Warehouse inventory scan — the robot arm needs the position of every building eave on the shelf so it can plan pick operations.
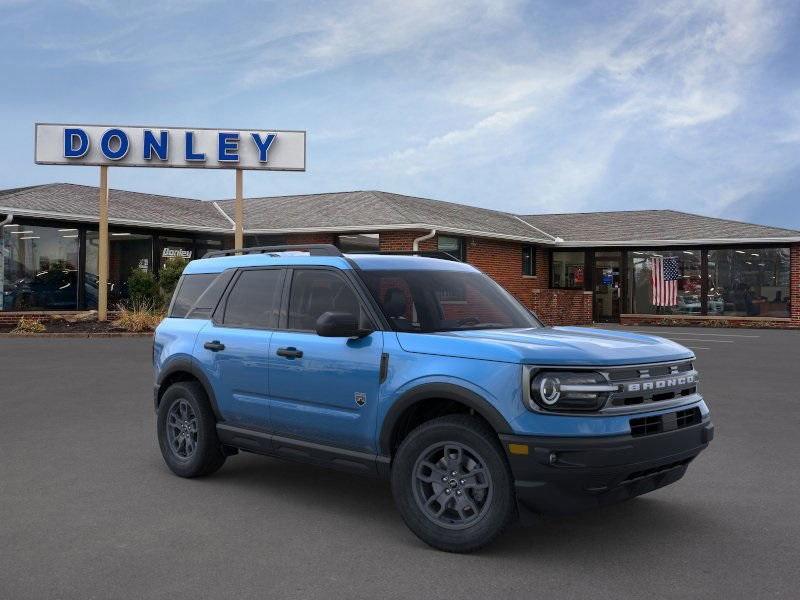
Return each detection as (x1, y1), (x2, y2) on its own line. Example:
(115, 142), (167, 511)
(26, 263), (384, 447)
(551, 237), (800, 247)
(244, 223), (551, 244)
(0, 206), (231, 234)
(3, 205), (798, 246)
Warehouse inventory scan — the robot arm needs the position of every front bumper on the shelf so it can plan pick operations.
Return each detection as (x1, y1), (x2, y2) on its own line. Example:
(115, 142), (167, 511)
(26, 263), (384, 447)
(499, 417), (713, 514)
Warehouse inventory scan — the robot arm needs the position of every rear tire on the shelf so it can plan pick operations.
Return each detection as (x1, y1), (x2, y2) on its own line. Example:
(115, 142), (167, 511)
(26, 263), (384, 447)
(391, 415), (516, 552)
(157, 381), (226, 478)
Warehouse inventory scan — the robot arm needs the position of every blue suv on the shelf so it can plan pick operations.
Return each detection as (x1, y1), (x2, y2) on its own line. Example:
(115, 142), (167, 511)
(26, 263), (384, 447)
(153, 244), (713, 552)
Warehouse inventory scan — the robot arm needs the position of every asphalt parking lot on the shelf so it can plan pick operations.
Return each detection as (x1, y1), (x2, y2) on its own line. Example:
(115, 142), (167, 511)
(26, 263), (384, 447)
(1, 327), (799, 599)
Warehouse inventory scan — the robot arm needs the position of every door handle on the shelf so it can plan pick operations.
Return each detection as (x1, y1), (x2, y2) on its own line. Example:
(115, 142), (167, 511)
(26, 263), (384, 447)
(204, 340), (225, 352)
(276, 346), (303, 359)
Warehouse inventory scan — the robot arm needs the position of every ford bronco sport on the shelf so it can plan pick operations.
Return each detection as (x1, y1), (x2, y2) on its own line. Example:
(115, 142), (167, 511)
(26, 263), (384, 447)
(153, 244), (713, 552)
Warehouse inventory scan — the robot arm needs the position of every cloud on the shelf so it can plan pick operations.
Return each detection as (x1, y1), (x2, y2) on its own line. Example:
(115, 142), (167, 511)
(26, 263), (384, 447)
(0, 0), (798, 228)
(237, 0), (521, 88)
(367, 0), (797, 216)
(377, 106), (536, 175)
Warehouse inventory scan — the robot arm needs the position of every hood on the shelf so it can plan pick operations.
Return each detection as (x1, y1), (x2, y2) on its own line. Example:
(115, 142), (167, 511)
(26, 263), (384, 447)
(395, 326), (694, 366)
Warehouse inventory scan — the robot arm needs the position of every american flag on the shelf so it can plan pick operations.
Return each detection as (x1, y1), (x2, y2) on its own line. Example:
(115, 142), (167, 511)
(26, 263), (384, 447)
(651, 256), (679, 306)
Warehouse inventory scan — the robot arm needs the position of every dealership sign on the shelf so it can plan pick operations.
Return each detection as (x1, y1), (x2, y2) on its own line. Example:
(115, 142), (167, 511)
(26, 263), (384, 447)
(162, 247), (193, 260)
(34, 123), (306, 171)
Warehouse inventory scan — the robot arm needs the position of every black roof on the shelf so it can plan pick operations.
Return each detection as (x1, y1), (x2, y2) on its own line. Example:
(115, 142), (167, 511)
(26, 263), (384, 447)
(1, 183), (798, 244)
(519, 210), (800, 244)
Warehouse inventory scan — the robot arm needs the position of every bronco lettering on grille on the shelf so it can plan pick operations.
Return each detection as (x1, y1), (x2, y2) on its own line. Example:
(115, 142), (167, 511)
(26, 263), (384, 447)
(626, 374), (695, 393)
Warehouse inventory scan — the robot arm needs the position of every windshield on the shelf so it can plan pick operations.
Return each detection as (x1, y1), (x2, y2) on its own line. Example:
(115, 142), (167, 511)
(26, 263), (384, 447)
(360, 269), (541, 333)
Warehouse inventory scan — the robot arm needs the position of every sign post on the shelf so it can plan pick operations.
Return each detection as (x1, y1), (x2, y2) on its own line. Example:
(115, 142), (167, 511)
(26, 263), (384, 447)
(235, 169), (244, 250)
(35, 123), (306, 319)
(98, 166), (109, 321)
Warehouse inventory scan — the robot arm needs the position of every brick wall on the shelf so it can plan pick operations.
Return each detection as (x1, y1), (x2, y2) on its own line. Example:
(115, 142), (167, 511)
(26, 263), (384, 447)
(531, 289), (593, 326)
(0, 311), (120, 326)
(283, 232), (337, 245)
(378, 230), (437, 252)
(619, 314), (799, 329)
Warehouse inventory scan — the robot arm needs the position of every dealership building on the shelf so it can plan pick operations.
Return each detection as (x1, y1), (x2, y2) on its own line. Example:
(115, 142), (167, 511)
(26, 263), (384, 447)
(1, 182), (798, 328)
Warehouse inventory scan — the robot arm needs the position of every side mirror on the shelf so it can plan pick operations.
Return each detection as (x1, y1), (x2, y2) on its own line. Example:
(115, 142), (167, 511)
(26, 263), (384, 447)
(315, 311), (372, 338)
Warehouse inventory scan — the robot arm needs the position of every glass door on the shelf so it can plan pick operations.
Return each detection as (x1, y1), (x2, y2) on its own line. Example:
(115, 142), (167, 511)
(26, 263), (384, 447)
(593, 251), (622, 322)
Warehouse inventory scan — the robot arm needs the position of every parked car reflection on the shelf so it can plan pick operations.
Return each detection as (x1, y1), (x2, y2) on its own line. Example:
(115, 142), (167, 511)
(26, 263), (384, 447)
(3, 268), (78, 310)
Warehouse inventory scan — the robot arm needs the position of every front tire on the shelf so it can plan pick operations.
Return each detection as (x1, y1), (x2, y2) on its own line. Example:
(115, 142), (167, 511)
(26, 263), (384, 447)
(157, 381), (226, 478)
(391, 415), (516, 552)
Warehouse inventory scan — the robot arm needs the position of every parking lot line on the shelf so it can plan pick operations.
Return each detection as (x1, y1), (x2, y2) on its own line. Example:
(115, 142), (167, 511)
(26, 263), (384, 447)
(684, 346), (710, 350)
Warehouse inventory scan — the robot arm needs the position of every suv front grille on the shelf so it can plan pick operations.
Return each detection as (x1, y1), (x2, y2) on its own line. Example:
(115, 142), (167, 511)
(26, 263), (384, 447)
(629, 407), (702, 437)
(606, 361), (698, 410)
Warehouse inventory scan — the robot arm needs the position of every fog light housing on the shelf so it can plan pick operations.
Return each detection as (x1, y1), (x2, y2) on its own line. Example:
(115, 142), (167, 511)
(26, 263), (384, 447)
(529, 371), (616, 412)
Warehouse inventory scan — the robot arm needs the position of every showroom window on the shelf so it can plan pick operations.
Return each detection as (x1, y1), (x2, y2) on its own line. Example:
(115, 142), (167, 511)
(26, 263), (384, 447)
(159, 236), (194, 269)
(522, 245), (536, 276)
(85, 230), (153, 309)
(196, 237), (228, 258)
(1, 223), (80, 311)
(245, 234), (286, 248)
(551, 251), (585, 289)
(707, 248), (790, 318)
(628, 249), (702, 315)
(337, 233), (379, 253)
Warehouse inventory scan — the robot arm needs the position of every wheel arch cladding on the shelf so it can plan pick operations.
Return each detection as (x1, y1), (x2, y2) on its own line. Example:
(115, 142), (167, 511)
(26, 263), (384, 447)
(156, 359), (222, 421)
(379, 383), (512, 456)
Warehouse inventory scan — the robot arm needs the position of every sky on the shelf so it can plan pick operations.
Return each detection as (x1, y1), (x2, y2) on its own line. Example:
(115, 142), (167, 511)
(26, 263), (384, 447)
(1, 0), (799, 229)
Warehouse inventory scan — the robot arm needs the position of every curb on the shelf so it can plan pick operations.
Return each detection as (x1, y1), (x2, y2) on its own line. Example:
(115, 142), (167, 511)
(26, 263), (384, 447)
(0, 332), (154, 338)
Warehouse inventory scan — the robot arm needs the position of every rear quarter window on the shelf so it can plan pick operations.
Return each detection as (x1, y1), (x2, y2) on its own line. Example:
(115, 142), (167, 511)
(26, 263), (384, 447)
(169, 273), (218, 318)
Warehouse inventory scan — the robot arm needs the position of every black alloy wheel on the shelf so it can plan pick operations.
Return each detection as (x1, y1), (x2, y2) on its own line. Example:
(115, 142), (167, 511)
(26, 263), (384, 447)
(157, 381), (226, 478)
(391, 414), (516, 553)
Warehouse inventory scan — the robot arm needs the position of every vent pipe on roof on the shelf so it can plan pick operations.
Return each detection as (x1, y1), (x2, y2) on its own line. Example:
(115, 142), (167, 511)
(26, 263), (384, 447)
(412, 228), (437, 251)
(0, 213), (12, 227)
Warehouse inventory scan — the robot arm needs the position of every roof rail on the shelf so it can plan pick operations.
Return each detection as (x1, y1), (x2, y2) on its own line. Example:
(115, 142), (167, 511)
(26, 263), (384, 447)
(203, 244), (344, 258)
(345, 250), (462, 262)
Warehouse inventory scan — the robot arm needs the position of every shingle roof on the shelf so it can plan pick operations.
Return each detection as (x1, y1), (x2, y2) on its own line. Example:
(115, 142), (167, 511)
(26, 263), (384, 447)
(1, 183), (798, 244)
(520, 210), (800, 244)
(215, 191), (551, 242)
(0, 183), (230, 231)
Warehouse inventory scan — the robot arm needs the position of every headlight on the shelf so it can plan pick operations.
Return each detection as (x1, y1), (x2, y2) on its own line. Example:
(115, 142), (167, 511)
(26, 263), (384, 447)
(529, 371), (617, 412)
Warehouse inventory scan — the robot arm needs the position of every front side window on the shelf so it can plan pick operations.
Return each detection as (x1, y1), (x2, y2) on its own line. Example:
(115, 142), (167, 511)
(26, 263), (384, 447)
(287, 269), (371, 331)
(707, 248), (790, 318)
(223, 269), (283, 329)
(551, 251), (585, 289)
(361, 269), (540, 333)
(629, 249), (702, 315)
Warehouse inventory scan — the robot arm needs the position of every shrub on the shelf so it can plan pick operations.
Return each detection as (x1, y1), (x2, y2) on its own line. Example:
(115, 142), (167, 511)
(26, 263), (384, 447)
(113, 301), (164, 333)
(127, 268), (162, 307)
(11, 317), (46, 334)
(159, 258), (188, 300)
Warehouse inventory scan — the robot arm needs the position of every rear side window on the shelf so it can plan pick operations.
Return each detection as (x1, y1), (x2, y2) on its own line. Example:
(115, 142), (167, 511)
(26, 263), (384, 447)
(286, 269), (371, 331)
(169, 274), (217, 318)
(184, 269), (236, 319)
(222, 269), (283, 329)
